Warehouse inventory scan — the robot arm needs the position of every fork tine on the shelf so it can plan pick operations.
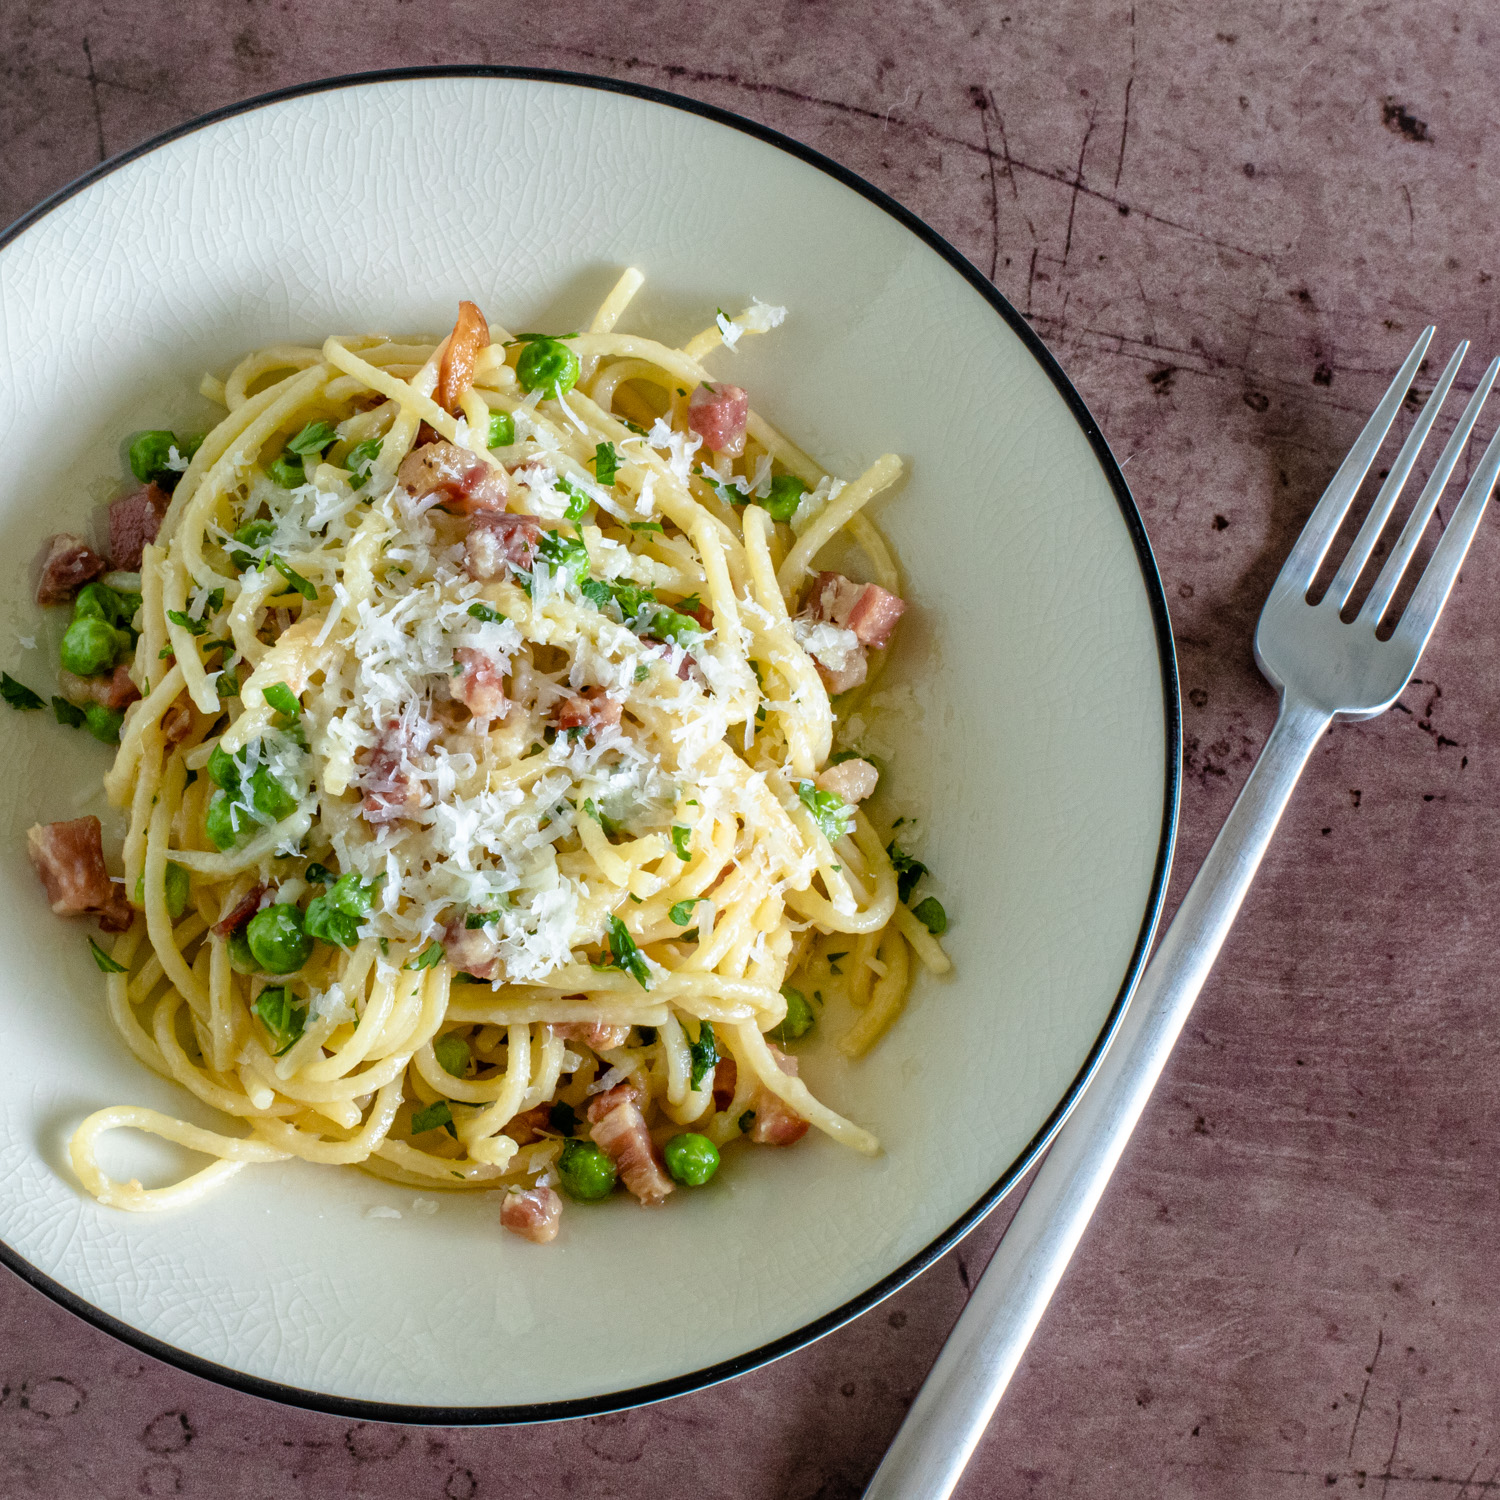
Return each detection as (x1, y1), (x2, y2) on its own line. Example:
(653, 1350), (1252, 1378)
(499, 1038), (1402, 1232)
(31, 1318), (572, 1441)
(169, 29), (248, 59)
(1324, 340), (1466, 609)
(1273, 326), (1434, 592)
(1358, 356), (1500, 625)
(1388, 416), (1500, 658)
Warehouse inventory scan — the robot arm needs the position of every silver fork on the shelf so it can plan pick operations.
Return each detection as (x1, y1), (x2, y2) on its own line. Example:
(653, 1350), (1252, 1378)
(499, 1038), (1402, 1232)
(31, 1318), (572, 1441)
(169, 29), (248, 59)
(864, 327), (1500, 1500)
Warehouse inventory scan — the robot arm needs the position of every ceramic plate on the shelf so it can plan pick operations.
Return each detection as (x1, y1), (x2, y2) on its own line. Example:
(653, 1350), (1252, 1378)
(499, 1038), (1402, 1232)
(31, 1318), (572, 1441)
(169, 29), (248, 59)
(0, 68), (1178, 1420)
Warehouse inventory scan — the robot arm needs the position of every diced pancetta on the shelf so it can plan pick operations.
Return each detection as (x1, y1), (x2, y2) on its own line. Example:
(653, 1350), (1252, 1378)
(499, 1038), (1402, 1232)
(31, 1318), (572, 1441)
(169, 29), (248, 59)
(26, 817), (133, 932)
(552, 1021), (630, 1053)
(554, 687), (622, 737)
(452, 648), (507, 721)
(750, 1044), (809, 1146)
(358, 720), (425, 826)
(462, 512), (541, 581)
(436, 301), (490, 412)
(442, 916), (503, 981)
(161, 696), (195, 750)
(211, 883), (268, 939)
(35, 534), (107, 605)
(586, 1079), (645, 1119)
(108, 484), (170, 571)
(503, 1104), (553, 1146)
(687, 383), (749, 457)
(397, 440), (508, 515)
(501, 1185), (562, 1244)
(816, 757), (879, 804)
(588, 1092), (674, 1206)
(712, 1057), (738, 1112)
(58, 663), (140, 712)
(808, 571), (906, 648)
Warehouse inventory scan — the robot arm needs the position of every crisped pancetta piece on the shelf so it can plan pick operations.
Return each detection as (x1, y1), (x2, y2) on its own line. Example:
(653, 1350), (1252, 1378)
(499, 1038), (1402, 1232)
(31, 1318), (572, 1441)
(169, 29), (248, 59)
(26, 817), (133, 932)
(35, 534), (106, 604)
(58, 663), (140, 712)
(553, 687), (622, 737)
(436, 301), (490, 412)
(108, 484), (170, 571)
(749, 1044), (810, 1147)
(551, 1020), (630, 1052)
(452, 648), (507, 721)
(687, 382), (748, 456)
(442, 915), (503, 982)
(462, 512), (541, 580)
(211, 883), (268, 939)
(397, 440), (508, 515)
(501, 1185), (562, 1244)
(816, 757), (878, 805)
(357, 720), (424, 826)
(588, 1087), (674, 1206)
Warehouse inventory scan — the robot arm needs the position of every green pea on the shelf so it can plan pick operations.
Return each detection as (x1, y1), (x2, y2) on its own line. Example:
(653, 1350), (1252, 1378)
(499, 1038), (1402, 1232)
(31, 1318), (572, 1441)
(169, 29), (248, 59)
(663, 1133), (720, 1187)
(206, 744), (242, 792)
(305, 871), (377, 948)
(227, 926), (260, 974)
(267, 453), (304, 488)
(433, 1034), (470, 1077)
(73, 582), (132, 626)
(649, 606), (701, 648)
(60, 616), (127, 677)
(244, 903), (311, 974)
(761, 474), (808, 523)
(516, 337), (580, 399)
(770, 986), (815, 1044)
(205, 790), (241, 850)
(82, 704), (124, 744)
(557, 1138), (617, 1201)
(127, 430), (178, 485)
(248, 766), (297, 823)
(487, 411), (516, 448)
(229, 518), (276, 568)
(137, 863), (191, 920)
(253, 985), (306, 1055)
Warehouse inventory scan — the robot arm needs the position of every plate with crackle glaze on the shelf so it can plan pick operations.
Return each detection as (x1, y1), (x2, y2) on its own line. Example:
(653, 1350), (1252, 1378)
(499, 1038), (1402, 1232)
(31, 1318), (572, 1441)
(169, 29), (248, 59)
(0, 68), (1178, 1420)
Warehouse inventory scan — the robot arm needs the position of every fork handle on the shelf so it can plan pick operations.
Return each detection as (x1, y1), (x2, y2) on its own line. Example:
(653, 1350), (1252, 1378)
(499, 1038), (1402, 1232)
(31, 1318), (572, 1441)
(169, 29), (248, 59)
(861, 695), (1332, 1500)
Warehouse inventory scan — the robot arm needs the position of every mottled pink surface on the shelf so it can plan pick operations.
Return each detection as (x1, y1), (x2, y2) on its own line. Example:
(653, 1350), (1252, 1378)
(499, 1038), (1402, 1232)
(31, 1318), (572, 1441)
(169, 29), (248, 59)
(5, 3), (1500, 1496)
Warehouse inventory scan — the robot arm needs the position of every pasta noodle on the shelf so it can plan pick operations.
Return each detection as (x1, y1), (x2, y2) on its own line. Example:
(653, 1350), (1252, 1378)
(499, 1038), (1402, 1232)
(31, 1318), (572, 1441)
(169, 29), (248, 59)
(40, 273), (953, 1233)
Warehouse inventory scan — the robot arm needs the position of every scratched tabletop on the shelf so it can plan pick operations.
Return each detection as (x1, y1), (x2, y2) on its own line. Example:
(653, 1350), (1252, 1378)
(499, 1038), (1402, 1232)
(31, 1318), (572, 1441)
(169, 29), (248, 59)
(4, 3), (1499, 1496)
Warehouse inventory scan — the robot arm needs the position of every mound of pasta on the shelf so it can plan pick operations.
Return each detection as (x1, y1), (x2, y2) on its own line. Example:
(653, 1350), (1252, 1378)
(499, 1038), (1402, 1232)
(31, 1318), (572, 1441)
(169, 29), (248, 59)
(19, 272), (951, 1240)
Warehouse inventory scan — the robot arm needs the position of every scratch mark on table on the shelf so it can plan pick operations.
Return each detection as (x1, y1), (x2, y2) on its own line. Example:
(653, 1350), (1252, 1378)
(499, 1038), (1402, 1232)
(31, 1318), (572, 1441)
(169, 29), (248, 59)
(1349, 1324), (1384, 1458)
(1114, 5), (1136, 190)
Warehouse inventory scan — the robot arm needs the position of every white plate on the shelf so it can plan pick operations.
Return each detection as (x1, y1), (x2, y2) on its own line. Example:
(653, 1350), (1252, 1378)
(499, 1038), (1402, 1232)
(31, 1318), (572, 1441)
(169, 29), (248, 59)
(0, 68), (1178, 1420)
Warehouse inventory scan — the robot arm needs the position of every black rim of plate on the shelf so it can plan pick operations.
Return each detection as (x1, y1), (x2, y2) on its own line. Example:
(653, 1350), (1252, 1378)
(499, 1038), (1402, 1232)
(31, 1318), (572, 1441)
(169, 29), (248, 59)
(0, 64), (1182, 1426)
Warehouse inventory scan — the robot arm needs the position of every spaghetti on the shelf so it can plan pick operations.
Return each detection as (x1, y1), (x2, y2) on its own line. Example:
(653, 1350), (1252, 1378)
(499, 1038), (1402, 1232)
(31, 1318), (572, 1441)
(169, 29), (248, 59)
(30, 273), (952, 1237)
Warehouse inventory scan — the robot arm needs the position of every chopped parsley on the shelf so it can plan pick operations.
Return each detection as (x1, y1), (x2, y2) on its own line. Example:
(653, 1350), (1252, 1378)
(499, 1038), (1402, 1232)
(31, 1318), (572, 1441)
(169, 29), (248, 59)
(557, 477), (591, 522)
(285, 420), (338, 456)
(269, 555), (318, 601)
(411, 1099), (457, 1137)
(594, 441), (619, 485)
(593, 915), (650, 990)
(886, 840), (928, 904)
(405, 941), (445, 971)
(912, 897), (948, 936)
(0, 674), (44, 711)
(52, 696), (86, 728)
(165, 610), (208, 636)
(669, 898), (701, 927)
(346, 437), (382, 489)
(467, 601), (506, 624)
(670, 825), (692, 861)
(87, 937), (127, 973)
(688, 1019), (718, 1091)
(796, 780), (853, 843)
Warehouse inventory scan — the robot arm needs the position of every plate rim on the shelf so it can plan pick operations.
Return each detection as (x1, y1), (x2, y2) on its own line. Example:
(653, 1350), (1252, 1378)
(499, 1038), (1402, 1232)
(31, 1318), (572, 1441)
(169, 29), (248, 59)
(0, 62), (1182, 1425)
